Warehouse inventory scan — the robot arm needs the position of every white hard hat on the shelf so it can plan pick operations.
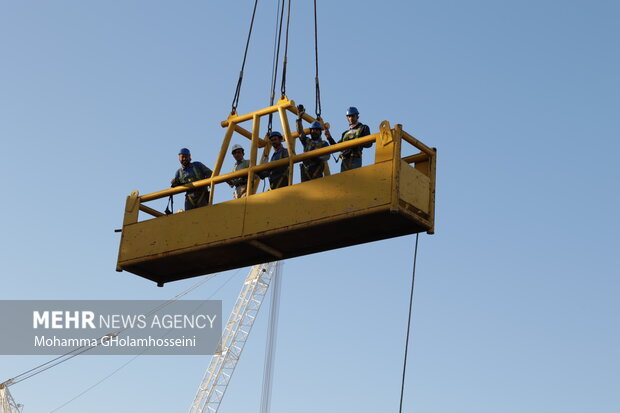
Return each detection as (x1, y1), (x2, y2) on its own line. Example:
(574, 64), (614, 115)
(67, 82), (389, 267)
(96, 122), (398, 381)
(231, 144), (244, 154)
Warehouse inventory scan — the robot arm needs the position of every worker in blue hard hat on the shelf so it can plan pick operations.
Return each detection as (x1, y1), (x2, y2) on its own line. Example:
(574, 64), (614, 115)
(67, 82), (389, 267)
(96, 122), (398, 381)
(228, 144), (250, 198)
(295, 104), (330, 182)
(324, 106), (372, 172)
(171, 148), (213, 211)
(257, 131), (289, 190)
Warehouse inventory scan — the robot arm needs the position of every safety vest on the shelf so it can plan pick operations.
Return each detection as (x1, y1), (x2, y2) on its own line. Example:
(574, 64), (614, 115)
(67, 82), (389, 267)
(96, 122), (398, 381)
(269, 148), (289, 189)
(178, 164), (209, 207)
(232, 159), (250, 186)
(341, 124), (368, 158)
(177, 164), (204, 185)
(304, 138), (326, 152)
(303, 139), (328, 166)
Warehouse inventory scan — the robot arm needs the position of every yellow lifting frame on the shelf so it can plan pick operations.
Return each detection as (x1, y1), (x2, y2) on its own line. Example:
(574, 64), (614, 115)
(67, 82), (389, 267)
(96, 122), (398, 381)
(137, 97), (332, 206)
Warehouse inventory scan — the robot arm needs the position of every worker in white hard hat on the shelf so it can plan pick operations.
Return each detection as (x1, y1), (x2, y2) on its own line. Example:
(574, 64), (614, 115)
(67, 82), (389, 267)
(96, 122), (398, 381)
(228, 144), (250, 198)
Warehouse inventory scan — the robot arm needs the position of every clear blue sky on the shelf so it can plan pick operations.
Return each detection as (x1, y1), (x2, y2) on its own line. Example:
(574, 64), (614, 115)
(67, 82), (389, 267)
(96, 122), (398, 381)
(1, 1), (618, 412)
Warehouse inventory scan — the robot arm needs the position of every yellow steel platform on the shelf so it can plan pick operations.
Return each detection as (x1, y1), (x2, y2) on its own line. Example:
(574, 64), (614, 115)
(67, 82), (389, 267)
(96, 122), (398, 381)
(116, 99), (436, 286)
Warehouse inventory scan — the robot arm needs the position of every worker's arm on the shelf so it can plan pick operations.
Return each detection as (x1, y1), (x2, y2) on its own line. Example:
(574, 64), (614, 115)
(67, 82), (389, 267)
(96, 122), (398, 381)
(171, 171), (180, 187)
(296, 118), (308, 147)
(360, 124), (373, 148)
(296, 105), (308, 147)
(323, 126), (338, 146)
(197, 162), (213, 179)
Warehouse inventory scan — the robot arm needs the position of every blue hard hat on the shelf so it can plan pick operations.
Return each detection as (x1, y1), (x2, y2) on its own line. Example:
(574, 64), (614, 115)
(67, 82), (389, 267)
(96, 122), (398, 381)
(309, 121), (323, 130)
(269, 131), (283, 138)
(346, 106), (359, 116)
(179, 148), (191, 155)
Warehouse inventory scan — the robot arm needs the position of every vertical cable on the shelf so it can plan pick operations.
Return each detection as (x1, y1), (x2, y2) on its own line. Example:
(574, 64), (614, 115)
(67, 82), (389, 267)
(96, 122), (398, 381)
(231, 0), (260, 114)
(268, 0), (286, 133)
(399, 234), (420, 413)
(313, 0), (322, 118)
(259, 261), (283, 413)
(279, 0), (292, 97)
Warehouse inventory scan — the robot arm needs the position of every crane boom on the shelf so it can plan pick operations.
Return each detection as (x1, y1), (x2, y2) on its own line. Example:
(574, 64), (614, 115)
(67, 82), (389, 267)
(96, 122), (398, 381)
(189, 262), (278, 413)
(0, 384), (22, 413)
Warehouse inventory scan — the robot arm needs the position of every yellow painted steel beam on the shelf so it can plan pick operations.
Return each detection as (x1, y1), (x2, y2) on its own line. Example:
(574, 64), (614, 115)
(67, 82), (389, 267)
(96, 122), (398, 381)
(212, 123), (235, 178)
(278, 106), (296, 186)
(220, 98), (295, 127)
(390, 123), (401, 212)
(286, 104), (326, 125)
(122, 191), (140, 226)
(255, 138), (273, 195)
(402, 152), (429, 164)
(400, 129), (435, 156)
(247, 114), (260, 195)
(232, 124), (267, 148)
(139, 204), (165, 217)
(208, 122), (236, 204)
(427, 147), (437, 234)
(140, 168), (256, 202)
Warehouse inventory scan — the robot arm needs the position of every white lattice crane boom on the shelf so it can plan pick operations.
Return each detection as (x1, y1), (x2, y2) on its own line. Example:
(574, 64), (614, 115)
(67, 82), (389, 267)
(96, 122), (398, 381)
(0, 383), (22, 413)
(189, 261), (278, 413)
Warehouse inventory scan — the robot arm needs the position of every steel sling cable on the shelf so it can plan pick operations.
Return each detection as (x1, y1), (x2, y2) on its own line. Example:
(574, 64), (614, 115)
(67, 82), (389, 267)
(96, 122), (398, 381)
(269, 0), (284, 105)
(231, 0), (260, 114)
(279, 0), (292, 98)
(313, 0), (322, 118)
(267, 0), (286, 134)
(399, 233), (420, 413)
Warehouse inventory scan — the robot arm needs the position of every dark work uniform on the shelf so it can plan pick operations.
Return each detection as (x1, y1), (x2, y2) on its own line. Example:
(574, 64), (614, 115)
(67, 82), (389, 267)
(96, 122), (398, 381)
(328, 123), (372, 172)
(171, 162), (213, 210)
(259, 147), (289, 190)
(299, 135), (329, 182)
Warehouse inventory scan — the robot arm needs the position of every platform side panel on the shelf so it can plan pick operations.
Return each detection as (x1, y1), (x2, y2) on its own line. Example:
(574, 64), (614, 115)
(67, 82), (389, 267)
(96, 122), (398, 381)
(118, 199), (247, 263)
(242, 162), (394, 235)
(399, 161), (430, 214)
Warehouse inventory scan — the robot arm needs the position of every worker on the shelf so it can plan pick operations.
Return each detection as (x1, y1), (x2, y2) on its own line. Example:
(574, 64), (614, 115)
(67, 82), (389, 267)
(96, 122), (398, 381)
(296, 105), (329, 182)
(171, 148), (213, 211)
(228, 144), (250, 198)
(258, 131), (289, 190)
(324, 106), (372, 172)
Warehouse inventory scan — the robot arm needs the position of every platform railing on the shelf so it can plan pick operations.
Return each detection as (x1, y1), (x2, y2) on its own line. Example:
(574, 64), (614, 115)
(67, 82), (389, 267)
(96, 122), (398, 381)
(128, 97), (435, 221)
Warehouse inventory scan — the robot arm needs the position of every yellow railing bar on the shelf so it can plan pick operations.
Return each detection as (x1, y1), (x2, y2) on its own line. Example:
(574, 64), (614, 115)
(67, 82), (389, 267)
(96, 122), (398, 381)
(402, 152), (429, 164)
(400, 130), (434, 156)
(232, 124), (268, 148)
(286, 104), (320, 124)
(247, 113), (260, 195)
(139, 204), (165, 217)
(278, 106), (296, 186)
(220, 98), (295, 127)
